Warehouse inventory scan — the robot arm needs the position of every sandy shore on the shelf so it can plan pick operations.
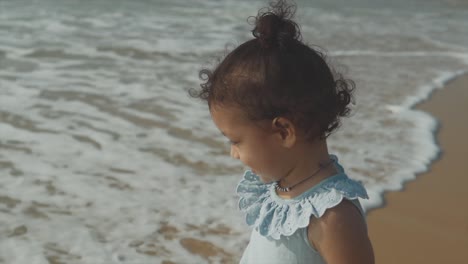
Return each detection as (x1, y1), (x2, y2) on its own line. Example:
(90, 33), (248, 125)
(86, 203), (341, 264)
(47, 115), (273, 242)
(367, 73), (468, 263)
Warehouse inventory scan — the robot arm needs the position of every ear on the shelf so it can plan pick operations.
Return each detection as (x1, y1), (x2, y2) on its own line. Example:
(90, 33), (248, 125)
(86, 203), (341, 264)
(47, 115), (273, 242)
(271, 117), (296, 148)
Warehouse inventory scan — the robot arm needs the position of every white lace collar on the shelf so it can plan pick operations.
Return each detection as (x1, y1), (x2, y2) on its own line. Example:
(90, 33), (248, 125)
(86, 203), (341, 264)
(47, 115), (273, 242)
(235, 155), (369, 240)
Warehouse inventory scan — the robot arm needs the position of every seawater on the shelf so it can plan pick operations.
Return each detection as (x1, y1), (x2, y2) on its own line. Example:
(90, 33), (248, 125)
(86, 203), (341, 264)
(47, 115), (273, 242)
(0, 0), (467, 263)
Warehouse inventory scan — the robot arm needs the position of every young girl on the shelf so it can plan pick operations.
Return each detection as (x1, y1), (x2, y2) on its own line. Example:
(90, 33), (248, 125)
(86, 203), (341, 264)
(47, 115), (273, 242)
(191, 1), (374, 263)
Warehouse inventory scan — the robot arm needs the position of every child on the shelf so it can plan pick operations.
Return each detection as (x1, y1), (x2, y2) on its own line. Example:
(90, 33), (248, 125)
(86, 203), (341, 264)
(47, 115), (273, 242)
(190, 1), (375, 263)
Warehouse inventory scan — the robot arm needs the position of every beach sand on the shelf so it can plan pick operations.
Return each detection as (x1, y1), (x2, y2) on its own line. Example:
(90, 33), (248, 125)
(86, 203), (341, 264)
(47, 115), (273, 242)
(367, 73), (468, 264)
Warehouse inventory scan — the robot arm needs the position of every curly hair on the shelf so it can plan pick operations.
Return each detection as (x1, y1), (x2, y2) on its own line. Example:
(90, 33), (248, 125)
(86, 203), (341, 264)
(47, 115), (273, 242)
(190, 0), (355, 140)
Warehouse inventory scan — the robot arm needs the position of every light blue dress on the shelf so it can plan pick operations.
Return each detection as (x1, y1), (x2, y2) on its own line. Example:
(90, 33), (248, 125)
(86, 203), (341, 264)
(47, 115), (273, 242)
(236, 155), (369, 264)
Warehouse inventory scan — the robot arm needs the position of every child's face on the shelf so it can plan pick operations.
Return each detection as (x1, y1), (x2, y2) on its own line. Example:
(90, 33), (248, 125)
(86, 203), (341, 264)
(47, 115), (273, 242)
(210, 104), (293, 183)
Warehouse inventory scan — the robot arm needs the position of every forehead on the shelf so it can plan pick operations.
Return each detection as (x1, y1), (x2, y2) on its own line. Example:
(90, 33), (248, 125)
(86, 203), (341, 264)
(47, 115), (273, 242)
(210, 104), (250, 131)
(210, 104), (273, 138)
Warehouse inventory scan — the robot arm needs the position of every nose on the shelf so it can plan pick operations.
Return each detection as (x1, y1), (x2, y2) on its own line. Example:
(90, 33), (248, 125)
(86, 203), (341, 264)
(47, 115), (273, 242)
(230, 145), (240, 160)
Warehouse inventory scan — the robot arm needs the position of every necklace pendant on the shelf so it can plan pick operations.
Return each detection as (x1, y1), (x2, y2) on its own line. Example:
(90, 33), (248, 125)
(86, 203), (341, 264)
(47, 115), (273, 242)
(274, 159), (333, 193)
(275, 182), (291, 192)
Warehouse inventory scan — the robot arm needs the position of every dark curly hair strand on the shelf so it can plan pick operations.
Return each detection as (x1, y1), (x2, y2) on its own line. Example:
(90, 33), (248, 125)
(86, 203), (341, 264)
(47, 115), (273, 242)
(190, 0), (355, 140)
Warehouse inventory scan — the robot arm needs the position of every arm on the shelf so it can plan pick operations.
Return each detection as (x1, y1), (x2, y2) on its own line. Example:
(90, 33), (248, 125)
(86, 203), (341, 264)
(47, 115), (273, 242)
(308, 199), (375, 264)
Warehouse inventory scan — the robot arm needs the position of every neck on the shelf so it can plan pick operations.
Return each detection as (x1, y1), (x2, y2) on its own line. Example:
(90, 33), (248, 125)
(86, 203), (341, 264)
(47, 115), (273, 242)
(276, 139), (338, 199)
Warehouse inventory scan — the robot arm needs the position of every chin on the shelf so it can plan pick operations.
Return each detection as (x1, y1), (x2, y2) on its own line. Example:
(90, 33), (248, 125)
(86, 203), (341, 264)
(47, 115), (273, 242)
(251, 170), (275, 184)
(261, 179), (275, 184)
(257, 174), (276, 184)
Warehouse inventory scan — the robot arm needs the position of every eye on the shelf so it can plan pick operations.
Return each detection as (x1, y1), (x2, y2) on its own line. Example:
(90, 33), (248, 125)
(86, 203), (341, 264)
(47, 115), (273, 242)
(227, 139), (239, 146)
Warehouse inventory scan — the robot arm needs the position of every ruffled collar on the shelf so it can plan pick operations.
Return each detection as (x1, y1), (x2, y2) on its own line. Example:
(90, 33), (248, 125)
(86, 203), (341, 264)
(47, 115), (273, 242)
(235, 155), (368, 240)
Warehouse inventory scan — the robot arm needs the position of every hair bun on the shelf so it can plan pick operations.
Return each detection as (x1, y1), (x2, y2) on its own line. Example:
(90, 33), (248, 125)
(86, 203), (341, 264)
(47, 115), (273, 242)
(251, 0), (301, 49)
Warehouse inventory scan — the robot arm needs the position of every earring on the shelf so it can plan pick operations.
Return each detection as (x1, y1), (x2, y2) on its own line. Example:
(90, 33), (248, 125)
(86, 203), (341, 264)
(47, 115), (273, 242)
(272, 117), (279, 127)
(273, 117), (287, 129)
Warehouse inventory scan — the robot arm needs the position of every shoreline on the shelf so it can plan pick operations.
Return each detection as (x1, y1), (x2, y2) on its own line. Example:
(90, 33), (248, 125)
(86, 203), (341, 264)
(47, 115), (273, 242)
(367, 73), (468, 263)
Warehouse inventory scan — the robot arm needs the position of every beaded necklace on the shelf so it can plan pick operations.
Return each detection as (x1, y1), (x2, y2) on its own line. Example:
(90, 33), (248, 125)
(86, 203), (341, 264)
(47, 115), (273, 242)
(274, 159), (334, 192)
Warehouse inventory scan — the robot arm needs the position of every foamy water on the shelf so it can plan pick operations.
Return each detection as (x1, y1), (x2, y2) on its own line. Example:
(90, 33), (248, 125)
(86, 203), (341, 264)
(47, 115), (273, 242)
(1, 0), (467, 263)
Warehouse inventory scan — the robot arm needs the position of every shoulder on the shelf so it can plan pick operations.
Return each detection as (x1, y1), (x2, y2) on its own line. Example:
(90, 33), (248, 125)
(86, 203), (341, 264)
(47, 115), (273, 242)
(308, 199), (374, 264)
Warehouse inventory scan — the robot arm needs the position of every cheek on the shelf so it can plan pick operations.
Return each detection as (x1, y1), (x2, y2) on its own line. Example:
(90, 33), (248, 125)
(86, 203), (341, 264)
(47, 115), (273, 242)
(237, 133), (284, 178)
(243, 146), (282, 177)
(260, 148), (291, 179)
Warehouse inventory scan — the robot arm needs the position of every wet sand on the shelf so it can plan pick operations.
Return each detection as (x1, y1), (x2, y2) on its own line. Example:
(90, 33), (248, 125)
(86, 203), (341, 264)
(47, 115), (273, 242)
(367, 73), (468, 263)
